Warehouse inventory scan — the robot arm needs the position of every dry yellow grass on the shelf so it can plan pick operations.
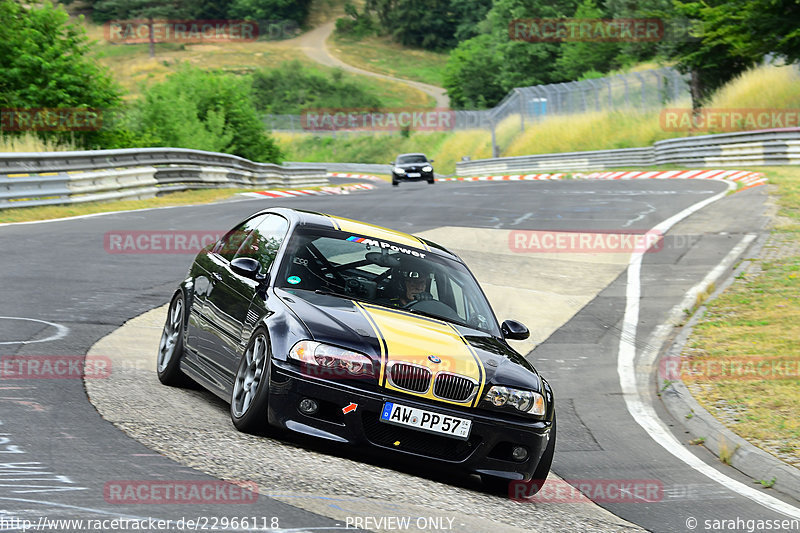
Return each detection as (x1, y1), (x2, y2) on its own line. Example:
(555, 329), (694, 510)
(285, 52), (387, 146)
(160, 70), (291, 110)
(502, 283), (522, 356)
(77, 15), (427, 106)
(0, 133), (78, 152)
(503, 108), (674, 157)
(708, 64), (800, 110)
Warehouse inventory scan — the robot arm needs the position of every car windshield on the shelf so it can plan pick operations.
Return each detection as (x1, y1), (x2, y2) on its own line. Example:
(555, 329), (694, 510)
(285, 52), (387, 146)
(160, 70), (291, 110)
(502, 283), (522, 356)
(397, 155), (428, 164)
(275, 228), (500, 335)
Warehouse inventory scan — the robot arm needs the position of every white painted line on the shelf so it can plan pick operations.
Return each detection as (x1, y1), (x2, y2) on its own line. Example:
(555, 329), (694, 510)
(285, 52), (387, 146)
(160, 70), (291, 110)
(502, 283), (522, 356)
(0, 317), (69, 345)
(617, 181), (800, 519)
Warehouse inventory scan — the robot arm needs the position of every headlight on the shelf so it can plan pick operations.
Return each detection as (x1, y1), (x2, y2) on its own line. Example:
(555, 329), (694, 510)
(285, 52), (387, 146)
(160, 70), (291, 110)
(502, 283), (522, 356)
(483, 386), (546, 416)
(422, 165), (433, 172)
(289, 340), (373, 377)
(394, 167), (406, 174)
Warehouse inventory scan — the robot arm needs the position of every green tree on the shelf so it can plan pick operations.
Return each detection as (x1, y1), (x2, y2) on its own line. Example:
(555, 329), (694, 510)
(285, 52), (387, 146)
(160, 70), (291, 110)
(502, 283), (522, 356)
(250, 61), (384, 114)
(444, 0), (579, 108)
(91, 0), (195, 57)
(443, 34), (505, 108)
(228, 0), (314, 25)
(128, 66), (282, 162)
(0, 0), (122, 147)
(667, 0), (800, 108)
(555, 0), (620, 80)
(389, 0), (457, 51)
(665, 0), (760, 107)
(450, 0), (493, 42)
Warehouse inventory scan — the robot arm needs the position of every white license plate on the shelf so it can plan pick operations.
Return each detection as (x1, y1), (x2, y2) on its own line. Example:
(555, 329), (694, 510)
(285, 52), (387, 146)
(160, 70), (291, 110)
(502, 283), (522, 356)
(407, 172), (421, 177)
(380, 402), (471, 440)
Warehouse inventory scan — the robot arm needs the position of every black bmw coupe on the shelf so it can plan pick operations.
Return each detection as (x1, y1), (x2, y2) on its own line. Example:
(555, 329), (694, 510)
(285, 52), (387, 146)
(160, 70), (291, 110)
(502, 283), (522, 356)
(157, 207), (555, 488)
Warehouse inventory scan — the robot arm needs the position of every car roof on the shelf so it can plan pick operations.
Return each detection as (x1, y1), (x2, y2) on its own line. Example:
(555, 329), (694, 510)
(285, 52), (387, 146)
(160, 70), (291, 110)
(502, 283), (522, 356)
(263, 207), (458, 260)
(396, 153), (428, 158)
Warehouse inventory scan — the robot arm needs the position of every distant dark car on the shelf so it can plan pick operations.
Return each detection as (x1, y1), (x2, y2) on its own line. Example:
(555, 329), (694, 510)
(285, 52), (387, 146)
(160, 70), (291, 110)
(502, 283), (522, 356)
(157, 208), (555, 489)
(391, 153), (435, 186)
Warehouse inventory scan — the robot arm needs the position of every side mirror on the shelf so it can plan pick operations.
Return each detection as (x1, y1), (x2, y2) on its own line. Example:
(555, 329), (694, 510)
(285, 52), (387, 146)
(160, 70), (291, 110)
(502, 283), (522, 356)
(231, 257), (266, 281)
(501, 319), (529, 341)
(428, 159), (434, 163)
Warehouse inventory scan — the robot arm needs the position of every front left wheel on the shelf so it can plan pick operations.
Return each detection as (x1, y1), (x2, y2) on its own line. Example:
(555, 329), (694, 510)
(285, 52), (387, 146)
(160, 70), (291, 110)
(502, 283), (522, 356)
(230, 328), (271, 434)
(157, 292), (191, 387)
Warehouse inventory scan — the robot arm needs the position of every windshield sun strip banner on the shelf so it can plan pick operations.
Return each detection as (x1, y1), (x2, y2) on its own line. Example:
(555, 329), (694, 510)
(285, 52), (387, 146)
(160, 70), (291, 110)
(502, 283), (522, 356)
(358, 303), (484, 406)
(328, 215), (431, 251)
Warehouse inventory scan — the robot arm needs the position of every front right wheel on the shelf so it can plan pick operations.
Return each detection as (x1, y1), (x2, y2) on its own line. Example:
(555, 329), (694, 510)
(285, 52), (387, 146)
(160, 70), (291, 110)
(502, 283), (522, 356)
(157, 292), (190, 387)
(230, 328), (271, 434)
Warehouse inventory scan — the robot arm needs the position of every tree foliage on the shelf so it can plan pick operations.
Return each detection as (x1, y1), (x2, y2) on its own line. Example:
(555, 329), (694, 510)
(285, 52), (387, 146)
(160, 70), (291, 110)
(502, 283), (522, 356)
(126, 67), (283, 162)
(665, 0), (798, 107)
(250, 61), (384, 114)
(227, 0), (313, 24)
(0, 0), (122, 147)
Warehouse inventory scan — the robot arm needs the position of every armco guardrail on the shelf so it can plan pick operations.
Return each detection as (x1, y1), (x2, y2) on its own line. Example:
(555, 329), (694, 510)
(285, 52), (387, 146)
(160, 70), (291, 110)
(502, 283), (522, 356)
(283, 161), (392, 175)
(655, 128), (800, 166)
(457, 147), (654, 175)
(457, 128), (800, 176)
(0, 148), (327, 209)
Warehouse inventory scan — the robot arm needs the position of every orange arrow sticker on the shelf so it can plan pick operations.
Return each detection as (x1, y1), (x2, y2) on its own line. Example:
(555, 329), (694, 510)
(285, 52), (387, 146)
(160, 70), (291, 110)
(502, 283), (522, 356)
(342, 402), (358, 414)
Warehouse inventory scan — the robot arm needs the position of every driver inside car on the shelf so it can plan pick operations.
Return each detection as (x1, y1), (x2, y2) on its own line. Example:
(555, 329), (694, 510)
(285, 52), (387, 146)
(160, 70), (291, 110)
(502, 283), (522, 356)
(389, 269), (433, 307)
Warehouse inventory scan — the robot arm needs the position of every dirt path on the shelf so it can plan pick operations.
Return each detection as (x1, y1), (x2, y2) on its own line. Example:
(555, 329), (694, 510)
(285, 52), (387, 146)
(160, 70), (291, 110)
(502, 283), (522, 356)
(292, 21), (450, 108)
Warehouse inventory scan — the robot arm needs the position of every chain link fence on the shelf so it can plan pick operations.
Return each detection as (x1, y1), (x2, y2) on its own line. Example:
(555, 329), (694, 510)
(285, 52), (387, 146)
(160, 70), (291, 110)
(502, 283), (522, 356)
(263, 67), (690, 138)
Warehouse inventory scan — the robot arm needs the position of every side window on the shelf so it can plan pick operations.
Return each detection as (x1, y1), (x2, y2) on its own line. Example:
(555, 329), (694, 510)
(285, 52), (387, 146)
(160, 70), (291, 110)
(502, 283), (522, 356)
(233, 215), (289, 271)
(214, 214), (269, 261)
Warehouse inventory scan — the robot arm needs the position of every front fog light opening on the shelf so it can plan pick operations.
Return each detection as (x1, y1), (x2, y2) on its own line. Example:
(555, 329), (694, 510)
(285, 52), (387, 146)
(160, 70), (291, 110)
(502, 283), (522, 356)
(298, 398), (319, 415)
(511, 446), (528, 462)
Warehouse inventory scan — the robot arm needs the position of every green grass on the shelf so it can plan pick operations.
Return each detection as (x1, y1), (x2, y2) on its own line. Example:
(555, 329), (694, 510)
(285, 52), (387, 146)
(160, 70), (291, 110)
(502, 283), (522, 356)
(78, 18), (429, 107)
(0, 133), (79, 152)
(329, 33), (449, 87)
(0, 184), (358, 224)
(681, 167), (800, 465)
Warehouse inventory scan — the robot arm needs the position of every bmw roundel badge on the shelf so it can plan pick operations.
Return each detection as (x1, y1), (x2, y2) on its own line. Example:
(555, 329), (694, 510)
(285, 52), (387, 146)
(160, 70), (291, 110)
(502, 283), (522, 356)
(428, 355), (441, 364)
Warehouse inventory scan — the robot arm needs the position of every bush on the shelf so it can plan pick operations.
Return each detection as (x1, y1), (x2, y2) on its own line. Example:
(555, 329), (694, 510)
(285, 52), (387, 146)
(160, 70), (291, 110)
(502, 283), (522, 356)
(124, 66), (282, 162)
(251, 61), (384, 114)
(0, 0), (122, 149)
(334, 2), (375, 39)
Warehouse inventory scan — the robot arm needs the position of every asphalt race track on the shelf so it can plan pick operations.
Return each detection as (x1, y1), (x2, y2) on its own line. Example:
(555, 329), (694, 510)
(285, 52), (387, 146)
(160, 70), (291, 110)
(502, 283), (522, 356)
(1, 177), (799, 532)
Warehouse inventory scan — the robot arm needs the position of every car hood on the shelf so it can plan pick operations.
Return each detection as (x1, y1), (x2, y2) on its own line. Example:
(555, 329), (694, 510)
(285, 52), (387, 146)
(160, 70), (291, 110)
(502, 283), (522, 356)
(277, 289), (541, 406)
(395, 162), (430, 169)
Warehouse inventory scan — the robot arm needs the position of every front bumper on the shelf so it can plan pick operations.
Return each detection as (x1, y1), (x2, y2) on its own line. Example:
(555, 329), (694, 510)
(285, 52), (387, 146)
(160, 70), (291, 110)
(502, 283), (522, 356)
(267, 361), (554, 480)
(392, 170), (434, 182)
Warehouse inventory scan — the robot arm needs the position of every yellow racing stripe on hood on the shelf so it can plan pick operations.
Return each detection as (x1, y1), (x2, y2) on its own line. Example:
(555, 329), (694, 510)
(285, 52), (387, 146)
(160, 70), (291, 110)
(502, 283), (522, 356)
(359, 303), (485, 407)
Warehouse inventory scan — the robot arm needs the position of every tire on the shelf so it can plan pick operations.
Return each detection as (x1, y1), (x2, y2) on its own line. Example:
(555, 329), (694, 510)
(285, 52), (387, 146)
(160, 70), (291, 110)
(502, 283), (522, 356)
(427, 178), (435, 184)
(157, 292), (190, 387)
(392, 180), (399, 187)
(482, 413), (556, 495)
(230, 328), (271, 434)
